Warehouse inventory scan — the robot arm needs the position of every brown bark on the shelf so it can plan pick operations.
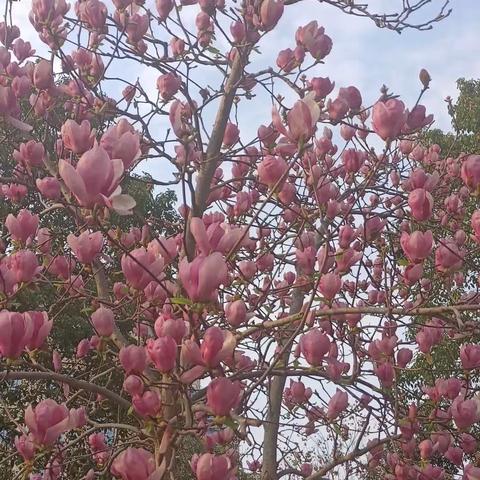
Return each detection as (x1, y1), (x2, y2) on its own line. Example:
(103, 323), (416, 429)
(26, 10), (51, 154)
(184, 52), (246, 260)
(261, 286), (305, 480)
(1, 370), (131, 409)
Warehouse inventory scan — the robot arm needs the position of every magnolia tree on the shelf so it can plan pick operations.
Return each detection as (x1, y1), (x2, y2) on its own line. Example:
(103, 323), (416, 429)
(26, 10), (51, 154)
(3, 0), (480, 479)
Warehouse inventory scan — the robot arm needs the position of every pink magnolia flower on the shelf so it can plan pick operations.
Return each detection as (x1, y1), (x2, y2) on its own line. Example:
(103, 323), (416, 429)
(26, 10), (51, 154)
(91, 306), (114, 337)
(300, 464), (313, 476)
(338, 86), (362, 110)
(230, 21), (246, 42)
(408, 188), (433, 221)
(259, 0), (284, 31)
(342, 149), (365, 173)
(182, 326), (235, 369)
(284, 380), (312, 407)
(67, 231), (103, 264)
(247, 459), (262, 472)
(14, 434), (36, 461)
(371, 99), (407, 140)
(13, 140), (46, 168)
(405, 105), (433, 131)
(154, 313), (187, 344)
(416, 318), (444, 353)
(460, 433), (477, 454)
(363, 216), (386, 241)
(326, 389), (348, 420)
(203, 428), (234, 450)
(319, 272), (342, 300)
(121, 247), (165, 290)
(123, 375), (144, 397)
(70, 406), (87, 428)
(310, 76), (334, 99)
(25, 399), (71, 446)
(25, 311), (53, 350)
(435, 239), (464, 273)
(156, 0), (174, 20)
(276, 48), (296, 72)
(419, 464), (444, 479)
(374, 362), (395, 387)
(100, 119), (141, 170)
(258, 155), (288, 189)
(37, 227), (52, 254)
(76, 338), (92, 359)
(464, 464), (480, 480)
(328, 96), (349, 122)
(111, 448), (159, 480)
(146, 336), (177, 372)
(0, 311), (33, 358)
(61, 119), (95, 154)
(119, 345), (147, 374)
(192, 453), (234, 480)
(295, 21), (332, 60)
(12, 75), (32, 98)
(402, 263), (423, 285)
(2, 183), (28, 202)
(419, 439), (433, 459)
(5, 209), (39, 244)
(272, 95), (320, 143)
(36, 177), (61, 200)
(124, 13), (149, 44)
(13, 38), (35, 62)
(170, 36), (185, 56)
(59, 144), (135, 214)
(400, 230), (433, 263)
(33, 59), (53, 89)
(451, 396), (480, 429)
(406, 168), (439, 191)
(471, 210), (480, 242)
(460, 344), (480, 370)
(89, 432), (109, 464)
(223, 122), (239, 147)
(48, 255), (75, 279)
(132, 390), (162, 417)
(368, 336), (397, 360)
(335, 248), (362, 274)
(461, 155), (480, 191)
(445, 447), (463, 466)
(206, 377), (242, 416)
(396, 348), (413, 368)
(7, 250), (41, 283)
(225, 299), (247, 327)
(179, 252), (228, 302)
(238, 260), (257, 280)
(157, 73), (181, 101)
(77, 0), (107, 29)
(300, 328), (330, 366)
(148, 236), (177, 263)
(436, 378), (462, 400)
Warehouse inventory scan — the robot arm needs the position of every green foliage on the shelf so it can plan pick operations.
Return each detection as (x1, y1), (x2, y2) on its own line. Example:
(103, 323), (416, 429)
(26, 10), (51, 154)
(394, 78), (480, 472)
(0, 110), (181, 475)
(423, 78), (480, 157)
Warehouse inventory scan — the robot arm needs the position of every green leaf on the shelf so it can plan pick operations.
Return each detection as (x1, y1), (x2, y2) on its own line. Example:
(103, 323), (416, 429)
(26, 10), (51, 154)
(170, 296), (193, 306)
(223, 417), (238, 430)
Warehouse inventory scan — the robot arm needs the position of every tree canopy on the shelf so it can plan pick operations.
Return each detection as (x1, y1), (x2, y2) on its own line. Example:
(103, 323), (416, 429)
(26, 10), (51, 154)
(2, 1), (480, 480)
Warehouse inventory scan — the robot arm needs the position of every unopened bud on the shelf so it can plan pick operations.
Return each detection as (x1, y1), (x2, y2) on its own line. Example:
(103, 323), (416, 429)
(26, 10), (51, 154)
(419, 68), (431, 88)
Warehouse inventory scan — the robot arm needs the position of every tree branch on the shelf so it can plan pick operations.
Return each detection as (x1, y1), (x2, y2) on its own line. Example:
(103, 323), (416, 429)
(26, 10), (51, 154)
(0, 370), (131, 410)
(185, 50), (246, 259)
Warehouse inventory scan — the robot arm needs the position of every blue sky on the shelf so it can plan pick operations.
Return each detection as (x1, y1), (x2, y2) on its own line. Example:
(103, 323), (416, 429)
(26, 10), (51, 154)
(275, 0), (480, 131)
(13, 0), (480, 132)
(13, 0), (478, 199)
